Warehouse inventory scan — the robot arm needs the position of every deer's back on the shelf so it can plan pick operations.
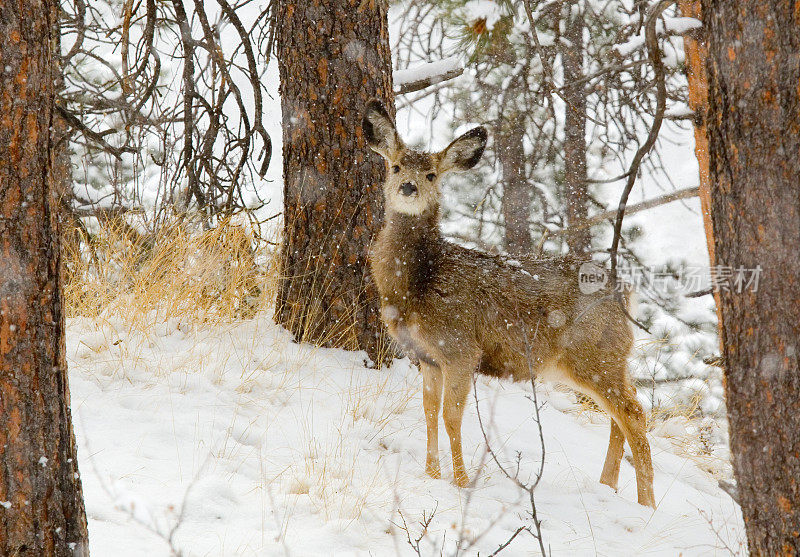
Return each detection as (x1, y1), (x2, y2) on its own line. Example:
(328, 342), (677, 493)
(371, 237), (633, 380)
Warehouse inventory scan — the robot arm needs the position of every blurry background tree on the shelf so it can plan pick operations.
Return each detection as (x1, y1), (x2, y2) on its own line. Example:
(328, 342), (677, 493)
(0, 0), (89, 551)
(396, 0), (693, 256)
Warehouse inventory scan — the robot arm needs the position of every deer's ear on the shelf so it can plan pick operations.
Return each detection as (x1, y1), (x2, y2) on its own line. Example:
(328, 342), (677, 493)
(362, 99), (402, 159)
(439, 126), (488, 173)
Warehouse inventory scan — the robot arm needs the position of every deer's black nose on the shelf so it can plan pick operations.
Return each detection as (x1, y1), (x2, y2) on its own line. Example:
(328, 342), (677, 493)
(400, 182), (418, 196)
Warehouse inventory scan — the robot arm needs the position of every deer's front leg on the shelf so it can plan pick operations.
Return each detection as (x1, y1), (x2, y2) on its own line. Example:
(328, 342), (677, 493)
(421, 362), (443, 479)
(442, 362), (476, 487)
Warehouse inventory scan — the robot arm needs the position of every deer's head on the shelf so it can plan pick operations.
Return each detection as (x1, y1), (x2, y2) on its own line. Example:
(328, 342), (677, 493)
(362, 100), (487, 216)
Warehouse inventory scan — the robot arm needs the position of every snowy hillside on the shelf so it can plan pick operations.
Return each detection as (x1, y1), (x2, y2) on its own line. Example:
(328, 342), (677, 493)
(68, 312), (744, 555)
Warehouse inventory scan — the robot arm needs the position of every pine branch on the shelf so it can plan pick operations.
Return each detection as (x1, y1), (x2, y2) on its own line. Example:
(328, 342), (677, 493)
(394, 57), (464, 95)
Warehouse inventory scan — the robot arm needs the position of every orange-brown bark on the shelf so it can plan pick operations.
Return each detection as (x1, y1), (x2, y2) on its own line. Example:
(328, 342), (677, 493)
(0, 0), (89, 553)
(703, 0), (800, 551)
(678, 0), (720, 319)
(274, 0), (395, 364)
(679, 0), (729, 370)
(678, 1), (712, 248)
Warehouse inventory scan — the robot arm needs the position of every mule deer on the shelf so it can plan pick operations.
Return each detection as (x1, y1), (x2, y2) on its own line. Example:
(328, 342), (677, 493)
(361, 100), (655, 508)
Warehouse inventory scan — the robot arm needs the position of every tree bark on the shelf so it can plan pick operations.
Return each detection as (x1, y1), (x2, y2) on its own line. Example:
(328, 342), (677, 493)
(274, 0), (394, 365)
(0, 0), (90, 553)
(703, 0), (800, 552)
(678, 0), (723, 329)
(498, 124), (533, 255)
(562, 9), (589, 256)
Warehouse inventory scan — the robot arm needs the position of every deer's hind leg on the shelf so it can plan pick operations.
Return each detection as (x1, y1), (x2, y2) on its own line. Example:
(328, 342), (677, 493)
(599, 419), (625, 490)
(421, 361), (443, 479)
(605, 385), (655, 508)
(566, 359), (655, 508)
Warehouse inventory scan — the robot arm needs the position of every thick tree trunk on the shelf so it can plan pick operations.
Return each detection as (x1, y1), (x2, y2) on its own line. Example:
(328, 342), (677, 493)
(498, 125), (533, 255)
(274, 0), (394, 365)
(0, 0), (90, 553)
(703, 0), (800, 552)
(562, 10), (589, 256)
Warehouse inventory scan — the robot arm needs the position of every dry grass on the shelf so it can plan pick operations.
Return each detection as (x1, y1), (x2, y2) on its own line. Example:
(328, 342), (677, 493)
(63, 209), (400, 369)
(64, 215), (279, 329)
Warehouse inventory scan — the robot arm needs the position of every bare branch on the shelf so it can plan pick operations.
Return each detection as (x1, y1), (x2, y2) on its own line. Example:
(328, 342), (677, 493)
(609, 0), (677, 287)
(171, 0), (204, 209)
(56, 104), (134, 160)
(395, 67), (464, 95)
(549, 185), (699, 237)
(62, 0), (86, 64)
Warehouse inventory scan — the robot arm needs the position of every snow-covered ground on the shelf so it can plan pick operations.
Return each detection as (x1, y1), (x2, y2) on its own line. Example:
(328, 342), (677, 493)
(69, 312), (745, 556)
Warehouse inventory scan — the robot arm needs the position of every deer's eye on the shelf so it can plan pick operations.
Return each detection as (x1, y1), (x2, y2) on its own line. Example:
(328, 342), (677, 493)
(392, 165), (400, 174)
(426, 173), (436, 182)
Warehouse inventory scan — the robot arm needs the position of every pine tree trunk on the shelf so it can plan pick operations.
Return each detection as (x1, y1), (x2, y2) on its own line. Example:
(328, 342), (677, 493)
(0, 0), (90, 553)
(498, 124), (533, 255)
(274, 0), (394, 365)
(678, 0), (723, 328)
(703, 0), (800, 552)
(562, 10), (589, 256)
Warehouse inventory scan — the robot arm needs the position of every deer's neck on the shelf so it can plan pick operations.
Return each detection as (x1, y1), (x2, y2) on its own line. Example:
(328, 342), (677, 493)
(373, 206), (444, 302)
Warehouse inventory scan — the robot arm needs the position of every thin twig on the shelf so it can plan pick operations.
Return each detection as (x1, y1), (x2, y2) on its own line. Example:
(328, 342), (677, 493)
(609, 0), (676, 288)
(549, 185), (699, 238)
(472, 312), (549, 556)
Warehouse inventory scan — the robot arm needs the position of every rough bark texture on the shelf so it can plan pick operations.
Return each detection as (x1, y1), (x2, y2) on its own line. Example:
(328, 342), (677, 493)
(274, 0), (394, 364)
(562, 10), (589, 256)
(703, 0), (800, 553)
(498, 124), (533, 255)
(0, 0), (90, 553)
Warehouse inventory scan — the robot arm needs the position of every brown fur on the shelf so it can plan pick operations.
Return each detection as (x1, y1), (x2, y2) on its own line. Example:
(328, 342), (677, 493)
(362, 100), (655, 507)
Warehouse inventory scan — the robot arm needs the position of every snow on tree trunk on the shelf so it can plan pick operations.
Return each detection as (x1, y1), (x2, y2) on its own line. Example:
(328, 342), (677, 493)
(704, 0), (800, 551)
(0, 0), (90, 552)
(274, 0), (394, 365)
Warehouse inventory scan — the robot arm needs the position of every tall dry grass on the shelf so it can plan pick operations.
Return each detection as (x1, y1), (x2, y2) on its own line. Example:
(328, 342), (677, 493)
(62, 210), (399, 366)
(63, 215), (279, 329)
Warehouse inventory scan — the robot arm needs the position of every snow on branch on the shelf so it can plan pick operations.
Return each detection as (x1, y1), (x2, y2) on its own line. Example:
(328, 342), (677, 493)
(615, 16), (702, 56)
(393, 56), (464, 95)
(664, 16), (703, 34)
